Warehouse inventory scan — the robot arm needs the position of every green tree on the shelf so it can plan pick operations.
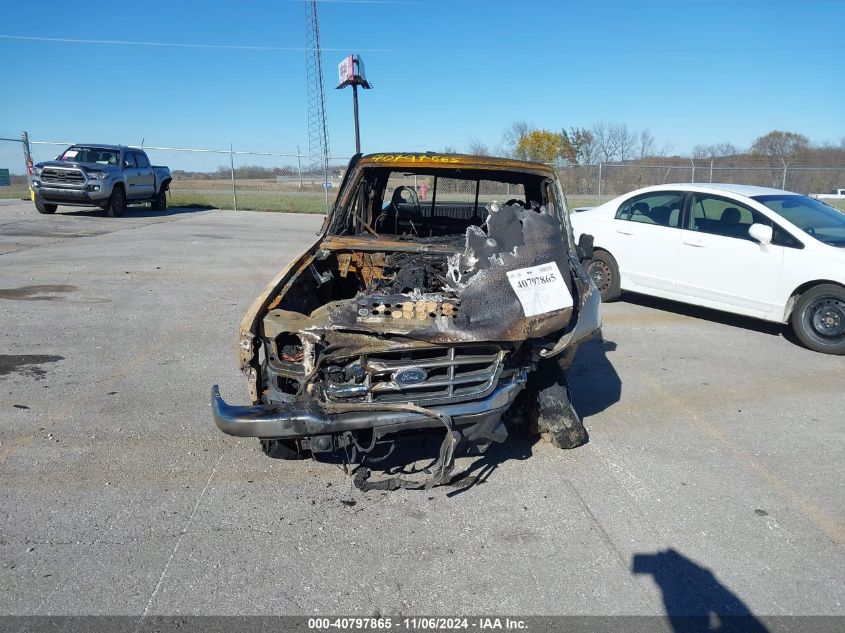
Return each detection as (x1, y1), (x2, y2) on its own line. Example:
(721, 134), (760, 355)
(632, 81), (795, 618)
(567, 127), (594, 164)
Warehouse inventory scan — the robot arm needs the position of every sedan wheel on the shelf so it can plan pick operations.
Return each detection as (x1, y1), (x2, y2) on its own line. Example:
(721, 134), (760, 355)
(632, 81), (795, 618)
(791, 284), (845, 355)
(588, 259), (610, 291)
(586, 250), (622, 302)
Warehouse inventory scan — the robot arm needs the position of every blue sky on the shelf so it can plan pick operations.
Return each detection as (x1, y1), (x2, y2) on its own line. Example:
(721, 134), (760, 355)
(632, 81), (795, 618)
(1, 0), (844, 171)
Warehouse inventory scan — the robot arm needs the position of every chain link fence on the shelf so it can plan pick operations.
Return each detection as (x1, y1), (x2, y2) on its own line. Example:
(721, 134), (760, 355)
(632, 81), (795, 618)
(2, 134), (844, 212)
(558, 159), (845, 210)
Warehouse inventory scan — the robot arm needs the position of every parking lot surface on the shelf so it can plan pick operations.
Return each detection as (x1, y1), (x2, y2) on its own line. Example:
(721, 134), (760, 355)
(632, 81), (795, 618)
(0, 200), (842, 617)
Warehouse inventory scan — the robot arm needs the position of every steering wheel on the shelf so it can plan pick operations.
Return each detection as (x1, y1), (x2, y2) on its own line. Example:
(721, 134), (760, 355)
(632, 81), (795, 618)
(505, 198), (525, 207)
(391, 186), (422, 216)
(805, 226), (817, 236)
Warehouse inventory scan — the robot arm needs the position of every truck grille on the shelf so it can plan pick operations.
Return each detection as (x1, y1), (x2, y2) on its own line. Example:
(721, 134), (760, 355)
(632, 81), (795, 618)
(40, 167), (85, 184)
(325, 345), (506, 406)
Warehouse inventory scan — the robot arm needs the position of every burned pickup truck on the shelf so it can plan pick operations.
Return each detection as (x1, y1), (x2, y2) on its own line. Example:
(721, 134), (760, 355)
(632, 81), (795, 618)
(212, 153), (601, 489)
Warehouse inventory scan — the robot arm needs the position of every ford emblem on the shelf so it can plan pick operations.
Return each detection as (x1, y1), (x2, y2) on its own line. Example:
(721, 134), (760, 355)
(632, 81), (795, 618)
(393, 367), (428, 386)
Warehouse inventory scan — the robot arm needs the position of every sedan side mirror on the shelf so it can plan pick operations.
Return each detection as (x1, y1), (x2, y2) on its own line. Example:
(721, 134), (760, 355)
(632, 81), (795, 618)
(576, 233), (595, 261)
(748, 223), (773, 246)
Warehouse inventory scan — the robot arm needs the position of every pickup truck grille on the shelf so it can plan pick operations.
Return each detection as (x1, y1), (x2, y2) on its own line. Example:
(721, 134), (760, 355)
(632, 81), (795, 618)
(40, 167), (85, 184)
(325, 345), (506, 406)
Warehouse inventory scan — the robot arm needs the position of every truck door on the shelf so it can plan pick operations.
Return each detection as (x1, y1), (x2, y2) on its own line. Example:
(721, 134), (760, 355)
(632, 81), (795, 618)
(123, 152), (143, 199)
(133, 152), (155, 198)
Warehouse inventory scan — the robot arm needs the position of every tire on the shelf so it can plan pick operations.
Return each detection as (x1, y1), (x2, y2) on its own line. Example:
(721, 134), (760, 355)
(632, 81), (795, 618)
(526, 359), (588, 449)
(107, 186), (126, 218)
(260, 438), (309, 460)
(587, 249), (622, 302)
(790, 284), (845, 355)
(35, 200), (57, 215)
(151, 188), (167, 211)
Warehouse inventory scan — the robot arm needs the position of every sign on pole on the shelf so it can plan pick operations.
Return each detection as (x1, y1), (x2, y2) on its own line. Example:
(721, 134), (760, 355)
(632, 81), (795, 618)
(338, 55), (354, 86)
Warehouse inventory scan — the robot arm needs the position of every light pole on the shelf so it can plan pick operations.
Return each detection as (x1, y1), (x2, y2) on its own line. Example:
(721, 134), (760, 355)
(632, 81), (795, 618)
(336, 55), (372, 154)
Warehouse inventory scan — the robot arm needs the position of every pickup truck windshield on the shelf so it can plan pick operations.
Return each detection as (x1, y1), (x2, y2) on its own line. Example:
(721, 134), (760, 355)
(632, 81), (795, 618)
(753, 194), (845, 247)
(337, 166), (553, 238)
(60, 146), (120, 166)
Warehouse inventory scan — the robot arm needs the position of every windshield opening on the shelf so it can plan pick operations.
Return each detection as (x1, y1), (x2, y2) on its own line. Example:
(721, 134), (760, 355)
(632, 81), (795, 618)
(59, 146), (120, 166)
(752, 195), (845, 247)
(332, 167), (554, 239)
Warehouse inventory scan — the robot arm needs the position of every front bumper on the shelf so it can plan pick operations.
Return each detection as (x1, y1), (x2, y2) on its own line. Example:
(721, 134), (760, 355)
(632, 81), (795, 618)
(32, 182), (111, 205)
(211, 374), (526, 439)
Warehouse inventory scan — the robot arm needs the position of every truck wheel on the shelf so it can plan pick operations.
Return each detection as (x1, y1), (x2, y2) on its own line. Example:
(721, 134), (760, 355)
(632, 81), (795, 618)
(107, 186), (126, 218)
(260, 439), (309, 460)
(527, 359), (588, 449)
(790, 284), (845, 355)
(587, 250), (622, 302)
(151, 188), (167, 211)
(35, 200), (57, 215)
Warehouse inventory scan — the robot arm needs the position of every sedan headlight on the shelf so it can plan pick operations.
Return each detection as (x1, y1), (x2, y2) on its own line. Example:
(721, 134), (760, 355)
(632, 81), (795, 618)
(86, 171), (107, 180)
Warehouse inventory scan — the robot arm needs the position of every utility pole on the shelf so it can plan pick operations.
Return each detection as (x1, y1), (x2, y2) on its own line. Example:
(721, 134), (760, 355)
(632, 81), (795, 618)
(336, 55), (372, 154)
(305, 0), (330, 210)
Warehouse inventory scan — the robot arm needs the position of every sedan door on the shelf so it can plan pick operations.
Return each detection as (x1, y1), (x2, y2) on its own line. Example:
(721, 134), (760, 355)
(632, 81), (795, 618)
(675, 193), (785, 315)
(606, 191), (686, 292)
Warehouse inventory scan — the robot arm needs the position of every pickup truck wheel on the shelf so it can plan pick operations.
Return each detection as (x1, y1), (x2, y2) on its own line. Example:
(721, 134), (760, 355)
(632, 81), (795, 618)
(107, 186), (126, 218)
(790, 284), (845, 355)
(35, 200), (57, 214)
(526, 359), (588, 449)
(587, 250), (622, 302)
(260, 438), (309, 460)
(151, 189), (167, 211)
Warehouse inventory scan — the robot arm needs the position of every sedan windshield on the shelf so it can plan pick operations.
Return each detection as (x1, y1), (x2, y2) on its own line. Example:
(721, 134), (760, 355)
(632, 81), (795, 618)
(752, 194), (845, 247)
(59, 146), (120, 166)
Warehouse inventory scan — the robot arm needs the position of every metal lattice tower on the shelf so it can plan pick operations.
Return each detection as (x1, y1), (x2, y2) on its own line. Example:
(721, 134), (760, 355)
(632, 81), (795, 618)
(305, 0), (330, 177)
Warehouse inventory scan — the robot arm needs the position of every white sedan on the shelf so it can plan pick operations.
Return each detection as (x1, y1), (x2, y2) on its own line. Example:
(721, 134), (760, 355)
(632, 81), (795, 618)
(570, 183), (845, 354)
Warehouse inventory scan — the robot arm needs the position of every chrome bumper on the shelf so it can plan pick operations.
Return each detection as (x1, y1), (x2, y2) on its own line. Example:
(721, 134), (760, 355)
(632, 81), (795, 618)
(211, 375), (526, 439)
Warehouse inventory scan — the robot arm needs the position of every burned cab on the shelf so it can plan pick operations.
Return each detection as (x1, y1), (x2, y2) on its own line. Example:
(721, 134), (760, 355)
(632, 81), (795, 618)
(212, 153), (600, 488)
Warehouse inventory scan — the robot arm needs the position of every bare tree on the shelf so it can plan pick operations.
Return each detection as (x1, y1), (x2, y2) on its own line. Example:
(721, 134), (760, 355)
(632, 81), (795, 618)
(693, 142), (739, 159)
(591, 122), (619, 163)
(466, 137), (490, 156)
(443, 145), (460, 154)
(692, 145), (710, 160)
(501, 121), (531, 158)
(751, 130), (810, 166)
(638, 129), (656, 159)
(613, 124), (637, 162)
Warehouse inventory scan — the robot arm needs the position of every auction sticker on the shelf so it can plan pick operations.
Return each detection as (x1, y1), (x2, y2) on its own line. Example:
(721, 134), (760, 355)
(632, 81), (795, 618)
(506, 261), (572, 317)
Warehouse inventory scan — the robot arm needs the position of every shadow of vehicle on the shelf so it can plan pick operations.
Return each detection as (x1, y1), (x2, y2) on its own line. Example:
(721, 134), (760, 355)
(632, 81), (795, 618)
(622, 292), (785, 338)
(301, 340), (617, 494)
(443, 432), (535, 496)
(568, 337), (622, 419)
(313, 427), (536, 496)
(60, 204), (214, 218)
(633, 548), (769, 633)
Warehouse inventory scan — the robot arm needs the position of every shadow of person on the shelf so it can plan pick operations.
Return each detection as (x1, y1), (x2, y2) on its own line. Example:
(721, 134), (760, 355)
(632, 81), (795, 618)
(567, 337), (622, 418)
(633, 548), (769, 633)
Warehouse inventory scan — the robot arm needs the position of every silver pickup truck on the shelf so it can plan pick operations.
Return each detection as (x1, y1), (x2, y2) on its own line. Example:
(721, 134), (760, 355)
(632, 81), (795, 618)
(30, 144), (171, 217)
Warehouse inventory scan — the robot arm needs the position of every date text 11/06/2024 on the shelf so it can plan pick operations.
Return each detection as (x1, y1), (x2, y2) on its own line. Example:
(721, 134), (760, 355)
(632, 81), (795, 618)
(307, 617), (528, 630)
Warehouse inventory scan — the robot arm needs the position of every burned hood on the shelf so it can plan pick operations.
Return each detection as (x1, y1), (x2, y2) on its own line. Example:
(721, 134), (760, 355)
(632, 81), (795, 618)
(263, 203), (577, 355)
